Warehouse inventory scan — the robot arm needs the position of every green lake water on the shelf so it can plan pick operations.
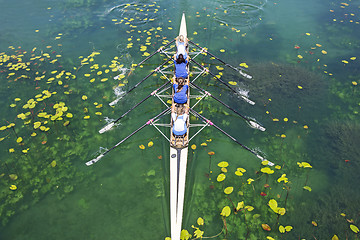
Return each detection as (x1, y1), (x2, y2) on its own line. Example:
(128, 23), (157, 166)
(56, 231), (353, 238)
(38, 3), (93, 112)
(1, 0), (360, 239)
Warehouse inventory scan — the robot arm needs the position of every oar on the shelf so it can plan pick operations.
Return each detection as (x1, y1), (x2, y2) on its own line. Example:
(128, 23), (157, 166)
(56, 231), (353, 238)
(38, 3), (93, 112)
(189, 82), (265, 131)
(87, 107), (170, 166)
(109, 57), (174, 106)
(189, 108), (274, 166)
(188, 40), (252, 79)
(100, 81), (172, 134)
(190, 58), (255, 105)
(132, 39), (176, 70)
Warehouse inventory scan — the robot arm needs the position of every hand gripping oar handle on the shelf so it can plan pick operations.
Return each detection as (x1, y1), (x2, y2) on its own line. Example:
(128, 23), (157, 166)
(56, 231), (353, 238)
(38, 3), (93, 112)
(99, 81), (172, 133)
(133, 39), (176, 69)
(190, 58), (238, 94)
(188, 40), (252, 79)
(87, 107), (171, 166)
(189, 82), (265, 131)
(189, 108), (274, 166)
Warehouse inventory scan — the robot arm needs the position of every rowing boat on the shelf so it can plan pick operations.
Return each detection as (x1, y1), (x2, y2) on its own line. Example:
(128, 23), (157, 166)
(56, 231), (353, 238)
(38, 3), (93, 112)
(169, 13), (189, 240)
(86, 12), (274, 240)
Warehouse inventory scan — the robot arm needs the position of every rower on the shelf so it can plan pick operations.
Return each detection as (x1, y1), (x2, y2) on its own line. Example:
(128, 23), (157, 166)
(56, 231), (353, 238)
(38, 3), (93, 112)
(173, 77), (188, 104)
(174, 53), (189, 79)
(171, 106), (189, 136)
(175, 35), (188, 59)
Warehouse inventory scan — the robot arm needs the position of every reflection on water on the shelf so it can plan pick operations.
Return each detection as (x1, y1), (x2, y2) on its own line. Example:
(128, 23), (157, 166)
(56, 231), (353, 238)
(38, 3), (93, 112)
(0, 0), (360, 239)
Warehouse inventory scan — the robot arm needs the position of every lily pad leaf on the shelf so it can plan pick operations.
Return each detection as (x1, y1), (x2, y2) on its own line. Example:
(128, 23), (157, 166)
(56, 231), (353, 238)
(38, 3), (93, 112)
(217, 173), (226, 182)
(224, 187), (233, 195)
(180, 229), (191, 240)
(350, 224), (359, 233)
(221, 206), (231, 217)
(197, 217), (204, 226)
(217, 161), (229, 168)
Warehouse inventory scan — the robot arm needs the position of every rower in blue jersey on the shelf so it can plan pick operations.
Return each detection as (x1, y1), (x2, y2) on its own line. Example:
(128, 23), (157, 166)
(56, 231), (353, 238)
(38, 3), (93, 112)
(171, 106), (189, 136)
(173, 77), (188, 104)
(174, 53), (189, 79)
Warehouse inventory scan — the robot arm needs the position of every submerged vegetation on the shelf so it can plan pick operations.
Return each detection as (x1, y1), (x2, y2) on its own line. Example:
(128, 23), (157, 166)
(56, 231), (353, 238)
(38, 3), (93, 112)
(1, 0), (360, 239)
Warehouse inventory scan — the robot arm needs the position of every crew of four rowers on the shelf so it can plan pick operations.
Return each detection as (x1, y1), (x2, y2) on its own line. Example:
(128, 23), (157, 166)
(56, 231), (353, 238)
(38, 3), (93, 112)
(172, 35), (189, 138)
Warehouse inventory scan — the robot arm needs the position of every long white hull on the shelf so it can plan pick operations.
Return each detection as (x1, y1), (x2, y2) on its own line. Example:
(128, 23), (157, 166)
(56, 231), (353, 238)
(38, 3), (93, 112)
(170, 13), (189, 240)
(170, 147), (188, 240)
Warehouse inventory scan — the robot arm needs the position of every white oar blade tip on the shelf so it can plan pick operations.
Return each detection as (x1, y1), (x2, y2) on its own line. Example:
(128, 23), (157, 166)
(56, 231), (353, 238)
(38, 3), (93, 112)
(85, 161), (94, 166)
(249, 121), (266, 131)
(85, 154), (104, 166)
(240, 96), (255, 105)
(99, 122), (115, 134)
(267, 161), (275, 166)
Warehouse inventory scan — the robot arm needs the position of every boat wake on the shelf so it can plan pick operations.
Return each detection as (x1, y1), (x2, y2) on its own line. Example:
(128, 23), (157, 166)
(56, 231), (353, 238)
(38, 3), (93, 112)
(246, 116), (266, 131)
(103, 2), (158, 26)
(236, 87), (255, 105)
(109, 86), (126, 106)
(214, 0), (268, 30)
(97, 147), (109, 155)
(114, 65), (130, 80)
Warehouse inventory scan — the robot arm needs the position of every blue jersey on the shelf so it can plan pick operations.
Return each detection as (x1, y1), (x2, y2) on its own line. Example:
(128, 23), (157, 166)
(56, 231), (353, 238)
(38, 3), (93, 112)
(174, 60), (188, 78)
(173, 84), (188, 104)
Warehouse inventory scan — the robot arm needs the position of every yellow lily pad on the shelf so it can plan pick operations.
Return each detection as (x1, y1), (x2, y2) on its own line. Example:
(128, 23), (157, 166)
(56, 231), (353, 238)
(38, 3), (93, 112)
(284, 225), (293, 232)
(236, 201), (244, 210)
(220, 206), (231, 217)
(217, 173), (226, 182)
(197, 217), (204, 226)
(34, 122), (41, 129)
(224, 187), (233, 194)
(217, 161), (229, 168)
(229, 81), (237, 86)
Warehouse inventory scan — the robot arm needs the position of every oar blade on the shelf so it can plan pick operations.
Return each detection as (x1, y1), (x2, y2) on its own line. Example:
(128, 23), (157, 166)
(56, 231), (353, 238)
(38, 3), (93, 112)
(99, 122), (115, 134)
(239, 70), (253, 79)
(248, 120), (266, 131)
(240, 95), (255, 105)
(86, 154), (105, 166)
(256, 154), (275, 166)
